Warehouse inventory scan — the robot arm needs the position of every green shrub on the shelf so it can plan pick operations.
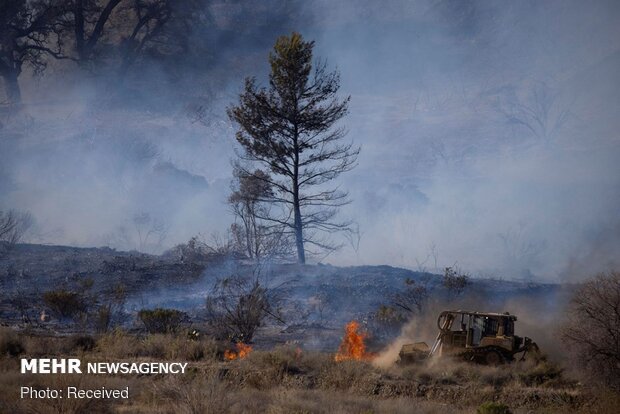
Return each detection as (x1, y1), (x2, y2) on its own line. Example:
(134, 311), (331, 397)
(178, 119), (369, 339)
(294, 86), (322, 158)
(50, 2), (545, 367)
(42, 290), (86, 319)
(477, 402), (512, 414)
(138, 308), (186, 333)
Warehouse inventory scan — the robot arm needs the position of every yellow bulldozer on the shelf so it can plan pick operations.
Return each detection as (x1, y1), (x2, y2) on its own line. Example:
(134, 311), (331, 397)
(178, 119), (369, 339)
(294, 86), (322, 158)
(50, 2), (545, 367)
(399, 310), (540, 365)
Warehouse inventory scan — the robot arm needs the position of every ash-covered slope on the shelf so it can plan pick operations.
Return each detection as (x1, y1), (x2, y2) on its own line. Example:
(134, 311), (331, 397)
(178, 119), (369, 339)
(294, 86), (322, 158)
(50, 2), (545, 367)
(1, 244), (565, 340)
(0, 243), (205, 324)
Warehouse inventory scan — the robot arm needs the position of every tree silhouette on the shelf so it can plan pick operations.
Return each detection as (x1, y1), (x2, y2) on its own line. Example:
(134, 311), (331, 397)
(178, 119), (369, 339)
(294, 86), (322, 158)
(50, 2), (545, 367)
(0, 0), (69, 104)
(228, 32), (359, 264)
(229, 167), (292, 261)
(562, 271), (620, 390)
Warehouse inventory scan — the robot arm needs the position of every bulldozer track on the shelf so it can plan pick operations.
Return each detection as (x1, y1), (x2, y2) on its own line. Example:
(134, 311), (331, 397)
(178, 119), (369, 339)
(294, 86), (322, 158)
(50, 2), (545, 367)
(458, 346), (512, 365)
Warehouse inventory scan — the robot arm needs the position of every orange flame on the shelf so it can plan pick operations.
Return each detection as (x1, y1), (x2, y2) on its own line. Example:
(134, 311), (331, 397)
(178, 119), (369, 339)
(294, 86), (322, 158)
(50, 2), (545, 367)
(334, 321), (375, 362)
(224, 342), (253, 360)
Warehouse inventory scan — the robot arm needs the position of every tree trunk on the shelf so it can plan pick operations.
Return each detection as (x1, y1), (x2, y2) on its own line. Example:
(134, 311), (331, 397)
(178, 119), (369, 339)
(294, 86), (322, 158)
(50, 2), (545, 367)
(293, 149), (305, 264)
(250, 212), (260, 260)
(74, 0), (86, 61)
(293, 199), (305, 264)
(2, 70), (21, 105)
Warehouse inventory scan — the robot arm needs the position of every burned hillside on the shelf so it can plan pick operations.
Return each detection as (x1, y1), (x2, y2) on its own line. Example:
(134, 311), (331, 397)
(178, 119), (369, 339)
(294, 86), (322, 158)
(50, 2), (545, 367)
(0, 243), (566, 353)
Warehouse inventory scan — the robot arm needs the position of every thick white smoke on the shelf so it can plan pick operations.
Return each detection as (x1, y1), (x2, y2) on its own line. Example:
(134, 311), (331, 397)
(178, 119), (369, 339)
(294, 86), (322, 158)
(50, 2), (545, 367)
(1, 1), (619, 280)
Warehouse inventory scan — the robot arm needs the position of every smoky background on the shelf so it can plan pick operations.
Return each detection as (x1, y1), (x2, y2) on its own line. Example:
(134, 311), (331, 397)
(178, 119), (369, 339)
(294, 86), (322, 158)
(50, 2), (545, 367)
(1, 0), (619, 282)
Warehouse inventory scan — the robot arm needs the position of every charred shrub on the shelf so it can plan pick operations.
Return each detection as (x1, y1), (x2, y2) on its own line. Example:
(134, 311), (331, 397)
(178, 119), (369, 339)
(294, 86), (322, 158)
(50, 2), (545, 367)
(0, 328), (24, 357)
(94, 284), (127, 333)
(369, 305), (406, 340)
(94, 305), (113, 333)
(392, 277), (429, 314)
(205, 275), (282, 343)
(42, 290), (86, 319)
(165, 236), (212, 265)
(138, 308), (185, 334)
(561, 271), (620, 390)
(477, 402), (512, 414)
(0, 210), (32, 258)
(442, 267), (470, 299)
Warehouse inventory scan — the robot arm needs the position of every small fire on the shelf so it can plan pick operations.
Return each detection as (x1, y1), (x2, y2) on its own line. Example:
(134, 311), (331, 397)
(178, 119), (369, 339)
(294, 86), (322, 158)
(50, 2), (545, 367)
(224, 342), (253, 360)
(334, 321), (375, 362)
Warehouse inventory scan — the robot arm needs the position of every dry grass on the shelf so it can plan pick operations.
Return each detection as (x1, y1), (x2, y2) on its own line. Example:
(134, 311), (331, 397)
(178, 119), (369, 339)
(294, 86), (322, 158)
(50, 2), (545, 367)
(145, 377), (467, 414)
(95, 330), (220, 361)
(1, 328), (618, 413)
(148, 374), (232, 414)
(575, 389), (620, 414)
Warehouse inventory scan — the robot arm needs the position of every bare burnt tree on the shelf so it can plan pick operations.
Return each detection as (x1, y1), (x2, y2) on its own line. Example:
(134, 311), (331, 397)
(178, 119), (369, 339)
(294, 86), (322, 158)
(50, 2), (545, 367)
(0, 0), (70, 104)
(0, 210), (32, 257)
(496, 80), (571, 145)
(392, 277), (429, 314)
(497, 223), (546, 277)
(69, 0), (172, 73)
(229, 167), (292, 261)
(205, 274), (284, 343)
(562, 271), (620, 390)
(132, 212), (168, 252)
(228, 32), (359, 264)
(108, 211), (168, 253)
(71, 0), (120, 63)
(229, 168), (273, 260)
(415, 242), (439, 273)
(115, 0), (173, 76)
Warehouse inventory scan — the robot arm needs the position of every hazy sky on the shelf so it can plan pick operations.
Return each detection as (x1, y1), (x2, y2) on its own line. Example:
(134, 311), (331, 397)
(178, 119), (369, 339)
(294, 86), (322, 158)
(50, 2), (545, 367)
(1, 0), (619, 281)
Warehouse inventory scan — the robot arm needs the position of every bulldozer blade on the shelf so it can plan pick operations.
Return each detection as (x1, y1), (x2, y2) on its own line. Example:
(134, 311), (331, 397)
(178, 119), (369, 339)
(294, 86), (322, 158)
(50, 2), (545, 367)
(398, 342), (430, 363)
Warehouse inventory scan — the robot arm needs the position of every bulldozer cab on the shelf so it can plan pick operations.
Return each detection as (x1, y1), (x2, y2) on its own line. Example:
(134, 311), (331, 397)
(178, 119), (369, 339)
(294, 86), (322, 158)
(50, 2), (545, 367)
(438, 310), (516, 349)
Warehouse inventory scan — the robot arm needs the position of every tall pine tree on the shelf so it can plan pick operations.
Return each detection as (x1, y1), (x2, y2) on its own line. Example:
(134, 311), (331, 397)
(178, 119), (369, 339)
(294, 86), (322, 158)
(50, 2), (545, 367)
(228, 32), (359, 264)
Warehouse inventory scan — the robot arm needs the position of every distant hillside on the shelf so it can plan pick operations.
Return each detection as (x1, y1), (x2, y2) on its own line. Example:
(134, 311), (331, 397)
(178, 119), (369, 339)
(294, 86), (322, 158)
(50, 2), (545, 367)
(0, 243), (570, 350)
